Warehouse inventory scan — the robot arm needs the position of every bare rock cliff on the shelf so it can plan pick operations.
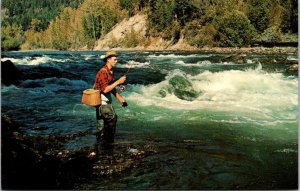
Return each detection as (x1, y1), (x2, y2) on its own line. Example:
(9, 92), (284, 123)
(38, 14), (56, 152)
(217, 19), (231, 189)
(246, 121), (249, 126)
(94, 14), (147, 50)
(94, 13), (195, 51)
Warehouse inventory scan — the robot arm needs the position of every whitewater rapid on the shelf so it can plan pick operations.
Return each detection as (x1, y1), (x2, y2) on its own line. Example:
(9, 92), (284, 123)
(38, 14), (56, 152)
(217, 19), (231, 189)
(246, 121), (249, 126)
(125, 64), (298, 126)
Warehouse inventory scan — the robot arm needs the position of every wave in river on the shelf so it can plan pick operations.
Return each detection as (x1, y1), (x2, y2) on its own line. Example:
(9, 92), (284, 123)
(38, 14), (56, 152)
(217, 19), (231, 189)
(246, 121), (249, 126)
(1, 56), (70, 66)
(126, 65), (298, 125)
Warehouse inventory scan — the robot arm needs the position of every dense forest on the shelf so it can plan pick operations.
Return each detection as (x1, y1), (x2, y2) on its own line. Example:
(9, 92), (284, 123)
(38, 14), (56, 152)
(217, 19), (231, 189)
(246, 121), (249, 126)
(1, 0), (84, 50)
(1, 0), (298, 51)
(2, 0), (84, 31)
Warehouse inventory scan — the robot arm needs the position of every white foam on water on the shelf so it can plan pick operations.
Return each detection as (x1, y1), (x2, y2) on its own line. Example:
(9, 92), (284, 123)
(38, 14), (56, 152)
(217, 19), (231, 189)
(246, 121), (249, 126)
(1, 56), (70, 66)
(246, 59), (255, 64)
(174, 59), (256, 66)
(274, 148), (298, 153)
(175, 60), (213, 66)
(117, 60), (150, 69)
(147, 54), (212, 58)
(287, 55), (298, 61)
(83, 54), (94, 60)
(198, 60), (214, 65)
(1, 85), (20, 92)
(126, 66), (298, 125)
(1, 57), (34, 65)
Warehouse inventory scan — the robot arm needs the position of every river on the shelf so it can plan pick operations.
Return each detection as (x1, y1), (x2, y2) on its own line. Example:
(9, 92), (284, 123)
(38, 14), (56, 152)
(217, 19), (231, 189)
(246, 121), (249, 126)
(1, 50), (298, 189)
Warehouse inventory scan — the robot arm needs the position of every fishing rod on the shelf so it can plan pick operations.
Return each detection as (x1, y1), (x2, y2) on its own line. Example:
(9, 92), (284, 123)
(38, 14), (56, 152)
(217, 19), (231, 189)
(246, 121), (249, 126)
(119, 50), (143, 91)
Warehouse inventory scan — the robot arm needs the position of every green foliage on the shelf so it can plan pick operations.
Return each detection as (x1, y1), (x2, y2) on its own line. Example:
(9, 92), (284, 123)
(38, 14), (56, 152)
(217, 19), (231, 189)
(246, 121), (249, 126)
(82, 13), (101, 41)
(174, 0), (202, 26)
(30, 19), (42, 32)
(247, 0), (270, 33)
(50, 29), (69, 50)
(280, 0), (298, 33)
(148, 0), (176, 32)
(2, 0), (84, 31)
(162, 21), (181, 41)
(48, 9), (73, 50)
(86, 0), (125, 37)
(257, 26), (283, 42)
(21, 30), (44, 50)
(1, 24), (24, 51)
(184, 22), (217, 47)
(213, 11), (257, 47)
(19, 0), (125, 50)
(98, 8), (119, 35)
(120, 0), (139, 16)
(3, 0), (298, 50)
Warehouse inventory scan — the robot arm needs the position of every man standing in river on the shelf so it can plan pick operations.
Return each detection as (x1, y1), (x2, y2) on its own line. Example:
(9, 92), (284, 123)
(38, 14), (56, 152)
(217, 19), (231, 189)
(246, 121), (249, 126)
(94, 50), (127, 144)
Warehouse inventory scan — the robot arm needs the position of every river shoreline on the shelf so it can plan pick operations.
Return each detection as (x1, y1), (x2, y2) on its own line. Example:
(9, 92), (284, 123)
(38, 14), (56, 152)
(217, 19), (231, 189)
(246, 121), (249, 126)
(197, 46), (298, 54)
(109, 46), (299, 55)
(11, 46), (298, 55)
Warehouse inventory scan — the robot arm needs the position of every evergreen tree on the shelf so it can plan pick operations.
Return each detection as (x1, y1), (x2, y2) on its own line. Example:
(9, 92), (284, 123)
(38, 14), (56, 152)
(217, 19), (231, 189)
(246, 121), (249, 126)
(214, 11), (257, 47)
(1, 24), (24, 51)
(148, 0), (176, 32)
(247, 0), (271, 33)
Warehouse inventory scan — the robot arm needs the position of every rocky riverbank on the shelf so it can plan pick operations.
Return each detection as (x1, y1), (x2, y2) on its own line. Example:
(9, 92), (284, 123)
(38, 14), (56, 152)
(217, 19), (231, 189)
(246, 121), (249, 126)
(1, 114), (150, 189)
(197, 46), (298, 54)
(18, 44), (298, 54)
(95, 46), (298, 55)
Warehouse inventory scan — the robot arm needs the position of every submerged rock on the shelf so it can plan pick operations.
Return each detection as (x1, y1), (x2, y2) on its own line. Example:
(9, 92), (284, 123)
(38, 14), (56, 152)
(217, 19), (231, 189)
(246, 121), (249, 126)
(1, 115), (98, 189)
(256, 56), (298, 65)
(169, 75), (193, 89)
(1, 114), (152, 189)
(285, 64), (298, 76)
(158, 89), (168, 97)
(2, 114), (57, 189)
(220, 53), (247, 64)
(158, 75), (201, 101)
(174, 89), (200, 101)
(1, 60), (23, 85)
(288, 64), (298, 72)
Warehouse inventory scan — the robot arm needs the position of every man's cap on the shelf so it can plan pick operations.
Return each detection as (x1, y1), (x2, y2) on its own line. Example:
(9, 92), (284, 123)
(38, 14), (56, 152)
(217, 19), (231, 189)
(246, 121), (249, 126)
(100, 50), (118, 60)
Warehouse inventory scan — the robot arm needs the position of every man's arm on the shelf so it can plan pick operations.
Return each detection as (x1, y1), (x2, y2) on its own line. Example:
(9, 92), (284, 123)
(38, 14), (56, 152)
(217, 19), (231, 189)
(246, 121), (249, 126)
(103, 76), (126, 93)
(115, 92), (126, 105)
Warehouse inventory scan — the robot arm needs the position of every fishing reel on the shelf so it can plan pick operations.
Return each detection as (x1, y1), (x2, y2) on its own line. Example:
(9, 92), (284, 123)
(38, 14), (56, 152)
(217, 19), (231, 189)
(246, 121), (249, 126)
(119, 85), (126, 91)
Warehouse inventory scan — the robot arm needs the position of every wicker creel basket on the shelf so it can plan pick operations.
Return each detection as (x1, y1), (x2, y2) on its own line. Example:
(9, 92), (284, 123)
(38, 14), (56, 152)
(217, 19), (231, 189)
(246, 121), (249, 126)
(81, 89), (101, 107)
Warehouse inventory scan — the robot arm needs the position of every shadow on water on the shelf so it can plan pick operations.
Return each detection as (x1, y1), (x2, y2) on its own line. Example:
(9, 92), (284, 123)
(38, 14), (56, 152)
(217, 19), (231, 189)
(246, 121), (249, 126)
(73, 136), (298, 190)
(70, 117), (298, 190)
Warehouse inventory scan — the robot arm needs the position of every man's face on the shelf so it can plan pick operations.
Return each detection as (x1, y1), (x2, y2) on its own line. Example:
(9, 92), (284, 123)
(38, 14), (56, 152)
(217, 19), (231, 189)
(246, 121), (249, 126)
(108, 56), (118, 67)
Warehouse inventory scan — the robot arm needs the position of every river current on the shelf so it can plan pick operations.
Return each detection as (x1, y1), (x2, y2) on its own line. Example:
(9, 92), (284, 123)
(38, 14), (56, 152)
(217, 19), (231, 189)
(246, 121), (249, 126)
(1, 50), (298, 189)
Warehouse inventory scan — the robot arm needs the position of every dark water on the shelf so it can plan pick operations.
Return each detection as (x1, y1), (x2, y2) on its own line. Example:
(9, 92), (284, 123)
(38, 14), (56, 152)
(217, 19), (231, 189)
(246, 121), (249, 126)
(1, 50), (298, 189)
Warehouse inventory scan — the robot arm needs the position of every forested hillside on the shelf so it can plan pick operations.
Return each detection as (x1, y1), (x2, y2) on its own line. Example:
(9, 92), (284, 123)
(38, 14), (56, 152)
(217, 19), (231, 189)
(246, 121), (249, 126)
(1, 0), (298, 51)
(2, 0), (84, 31)
(1, 0), (84, 51)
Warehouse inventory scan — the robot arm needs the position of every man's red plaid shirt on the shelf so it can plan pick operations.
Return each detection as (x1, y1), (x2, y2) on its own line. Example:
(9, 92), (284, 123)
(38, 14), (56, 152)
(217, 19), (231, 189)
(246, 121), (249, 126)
(94, 65), (116, 94)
